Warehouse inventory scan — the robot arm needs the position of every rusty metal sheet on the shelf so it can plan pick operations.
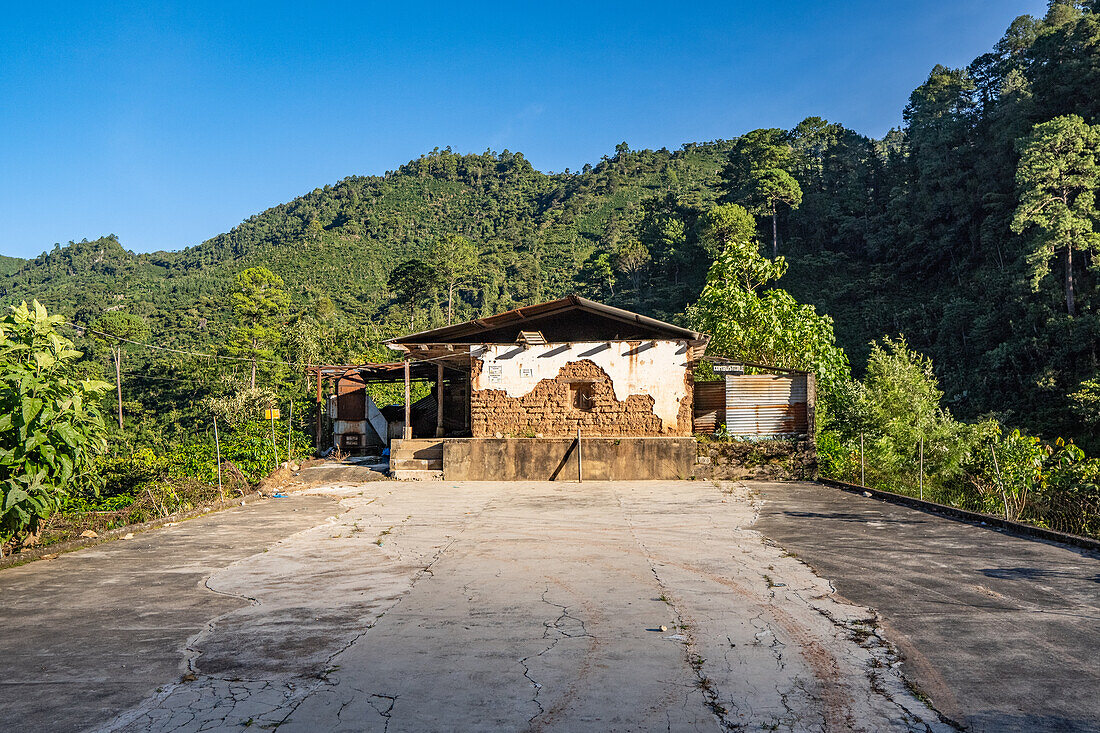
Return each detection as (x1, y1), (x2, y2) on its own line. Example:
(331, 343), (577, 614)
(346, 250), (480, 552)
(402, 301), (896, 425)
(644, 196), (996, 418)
(692, 381), (725, 433)
(724, 374), (808, 436)
(336, 387), (366, 421)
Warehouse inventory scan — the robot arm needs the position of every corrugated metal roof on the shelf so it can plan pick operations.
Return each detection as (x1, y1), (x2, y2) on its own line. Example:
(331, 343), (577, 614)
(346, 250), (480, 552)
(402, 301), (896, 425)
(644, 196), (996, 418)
(387, 295), (707, 345)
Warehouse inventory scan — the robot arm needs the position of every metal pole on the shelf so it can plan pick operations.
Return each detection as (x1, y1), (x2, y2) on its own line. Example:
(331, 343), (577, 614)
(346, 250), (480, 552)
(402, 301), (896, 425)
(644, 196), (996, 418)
(576, 427), (583, 482)
(314, 368), (323, 450)
(214, 416), (223, 501)
(991, 444), (1008, 520)
(403, 360), (412, 440)
(271, 410), (279, 468)
(436, 363), (445, 437)
(919, 436), (924, 501)
(860, 432), (865, 486)
(287, 401), (293, 465)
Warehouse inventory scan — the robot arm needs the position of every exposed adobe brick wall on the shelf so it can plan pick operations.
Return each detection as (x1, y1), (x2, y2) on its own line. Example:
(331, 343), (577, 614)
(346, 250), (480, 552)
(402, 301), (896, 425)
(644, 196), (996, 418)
(470, 359), (693, 437)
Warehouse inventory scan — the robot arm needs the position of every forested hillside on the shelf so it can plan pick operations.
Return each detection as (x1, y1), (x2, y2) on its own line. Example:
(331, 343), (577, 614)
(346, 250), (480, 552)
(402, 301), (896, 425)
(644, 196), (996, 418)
(2, 1), (1099, 451)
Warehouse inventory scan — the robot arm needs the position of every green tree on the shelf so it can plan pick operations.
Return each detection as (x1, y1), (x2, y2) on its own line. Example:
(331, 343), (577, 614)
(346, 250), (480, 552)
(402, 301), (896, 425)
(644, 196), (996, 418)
(1010, 114), (1100, 316)
(579, 252), (616, 298)
(831, 337), (975, 490)
(231, 267), (289, 388)
(613, 239), (650, 292)
(0, 301), (109, 551)
(388, 258), (439, 328)
(92, 311), (149, 430)
(721, 129), (804, 258)
(431, 234), (478, 324)
(688, 207), (848, 393)
(695, 203), (758, 257)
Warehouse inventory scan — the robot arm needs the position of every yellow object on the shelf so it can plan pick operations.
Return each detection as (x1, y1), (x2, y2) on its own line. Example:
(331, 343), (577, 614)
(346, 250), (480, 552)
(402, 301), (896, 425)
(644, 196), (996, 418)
(265, 408), (281, 420)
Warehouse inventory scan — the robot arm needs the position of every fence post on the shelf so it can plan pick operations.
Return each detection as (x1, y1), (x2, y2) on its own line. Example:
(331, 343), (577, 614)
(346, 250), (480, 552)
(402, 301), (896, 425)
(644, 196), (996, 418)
(287, 401), (293, 465)
(860, 432), (865, 486)
(271, 409), (279, 468)
(919, 436), (924, 501)
(214, 416), (224, 501)
(990, 444), (1008, 520)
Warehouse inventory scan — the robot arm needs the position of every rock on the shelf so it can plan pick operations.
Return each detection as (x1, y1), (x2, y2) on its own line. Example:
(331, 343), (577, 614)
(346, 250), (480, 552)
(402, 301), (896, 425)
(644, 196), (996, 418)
(120, 533), (134, 540)
(80, 530), (99, 539)
(862, 491), (872, 498)
(659, 625), (668, 632)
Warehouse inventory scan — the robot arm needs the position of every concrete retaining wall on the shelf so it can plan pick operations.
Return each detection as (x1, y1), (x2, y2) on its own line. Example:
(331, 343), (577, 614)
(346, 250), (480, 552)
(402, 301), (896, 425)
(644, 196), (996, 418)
(442, 437), (696, 481)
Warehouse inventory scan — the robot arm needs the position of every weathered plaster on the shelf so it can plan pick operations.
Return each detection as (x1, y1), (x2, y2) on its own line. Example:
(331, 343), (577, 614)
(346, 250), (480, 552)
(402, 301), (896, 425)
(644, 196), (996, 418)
(471, 340), (690, 431)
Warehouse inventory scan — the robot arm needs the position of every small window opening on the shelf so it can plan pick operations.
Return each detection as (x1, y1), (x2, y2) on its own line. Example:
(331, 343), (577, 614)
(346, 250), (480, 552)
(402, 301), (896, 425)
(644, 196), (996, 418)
(570, 382), (595, 412)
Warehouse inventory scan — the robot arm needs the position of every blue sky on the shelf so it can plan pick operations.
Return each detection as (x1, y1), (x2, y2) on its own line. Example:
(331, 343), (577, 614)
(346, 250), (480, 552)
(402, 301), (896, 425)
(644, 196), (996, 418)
(0, 0), (1049, 259)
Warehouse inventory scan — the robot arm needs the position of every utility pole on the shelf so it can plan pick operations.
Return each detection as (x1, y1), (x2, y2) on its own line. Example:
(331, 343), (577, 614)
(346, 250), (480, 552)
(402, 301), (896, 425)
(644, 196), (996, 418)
(114, 346), (123, 430)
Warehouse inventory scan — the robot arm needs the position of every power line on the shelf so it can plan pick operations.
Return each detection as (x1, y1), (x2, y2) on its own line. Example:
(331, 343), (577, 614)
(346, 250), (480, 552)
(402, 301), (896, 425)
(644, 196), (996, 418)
(64, 320), (466, 372)
(65, 321), (316, 369)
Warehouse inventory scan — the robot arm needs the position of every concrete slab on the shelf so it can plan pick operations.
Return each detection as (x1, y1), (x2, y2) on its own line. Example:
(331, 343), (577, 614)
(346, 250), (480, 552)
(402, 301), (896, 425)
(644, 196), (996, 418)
(753, 481), (1100, 733)
(8, 478), (1085, 732)
(0, 495), (341, 732)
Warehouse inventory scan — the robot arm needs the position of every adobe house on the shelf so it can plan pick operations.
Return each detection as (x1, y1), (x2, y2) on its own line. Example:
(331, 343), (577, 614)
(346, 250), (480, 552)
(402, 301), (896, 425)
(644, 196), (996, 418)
(309, 295), (814, 480)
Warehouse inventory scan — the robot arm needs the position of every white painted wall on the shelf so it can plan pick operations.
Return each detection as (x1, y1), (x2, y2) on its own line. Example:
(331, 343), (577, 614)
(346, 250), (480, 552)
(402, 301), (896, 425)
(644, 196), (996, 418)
(471, 340), (691, 431)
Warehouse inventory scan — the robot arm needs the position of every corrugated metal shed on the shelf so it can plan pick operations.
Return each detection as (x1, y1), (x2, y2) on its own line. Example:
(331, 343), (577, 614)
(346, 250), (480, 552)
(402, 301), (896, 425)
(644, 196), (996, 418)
(693, 373), (810, 436)
(725, 374), (808, 436)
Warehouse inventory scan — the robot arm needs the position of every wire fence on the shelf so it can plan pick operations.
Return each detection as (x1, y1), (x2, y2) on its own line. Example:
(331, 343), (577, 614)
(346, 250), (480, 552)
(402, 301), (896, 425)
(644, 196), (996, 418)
(821, 457), (1100, 541)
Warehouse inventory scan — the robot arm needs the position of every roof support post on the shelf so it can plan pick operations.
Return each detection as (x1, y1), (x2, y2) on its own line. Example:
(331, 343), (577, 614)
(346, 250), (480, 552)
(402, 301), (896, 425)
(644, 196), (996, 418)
(314, 368), (323, 451)
(403, 359), (412, 440)
(436, 363), (444, 438)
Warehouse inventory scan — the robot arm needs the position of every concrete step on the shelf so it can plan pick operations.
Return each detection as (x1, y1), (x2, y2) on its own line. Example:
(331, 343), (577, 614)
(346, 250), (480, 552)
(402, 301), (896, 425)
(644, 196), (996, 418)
(390, 448), (443, 461)
(390, 469), (444, 481)
(389, 440), (444, 460)
(390, 458), (443, 471)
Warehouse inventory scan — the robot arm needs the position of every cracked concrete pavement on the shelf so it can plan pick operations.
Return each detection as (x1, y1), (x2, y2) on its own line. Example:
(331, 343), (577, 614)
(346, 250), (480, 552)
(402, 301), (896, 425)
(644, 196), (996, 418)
(3, 479), (975, 731)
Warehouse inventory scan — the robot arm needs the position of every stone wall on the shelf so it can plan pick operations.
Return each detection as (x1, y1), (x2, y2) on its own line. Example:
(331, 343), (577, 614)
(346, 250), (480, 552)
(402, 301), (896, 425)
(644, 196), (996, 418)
(470, 359), (693, 437)
(692, 440), (818, 482)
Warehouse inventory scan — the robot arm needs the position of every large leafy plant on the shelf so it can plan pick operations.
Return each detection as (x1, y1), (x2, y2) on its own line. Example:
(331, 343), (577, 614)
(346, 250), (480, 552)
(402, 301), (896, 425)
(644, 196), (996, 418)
(0, 301), (109, 548)
(688, 205), (849, 395)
